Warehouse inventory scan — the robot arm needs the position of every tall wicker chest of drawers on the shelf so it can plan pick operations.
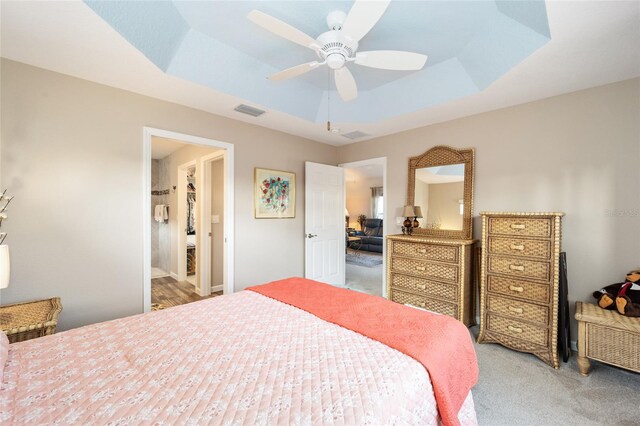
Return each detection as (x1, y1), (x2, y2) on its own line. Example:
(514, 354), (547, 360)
(477, 212), (564, 368)
(387, 235), (476, 326)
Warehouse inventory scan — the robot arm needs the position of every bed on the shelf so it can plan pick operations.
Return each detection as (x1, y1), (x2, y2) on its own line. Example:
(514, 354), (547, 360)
(0, 278), (478, 425)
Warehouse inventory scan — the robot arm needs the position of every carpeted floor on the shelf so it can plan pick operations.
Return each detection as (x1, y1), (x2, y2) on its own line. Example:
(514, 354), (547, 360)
(346, 252), (383, 267)
(345, 249), (383, 296)
(470, 326), (640, 425)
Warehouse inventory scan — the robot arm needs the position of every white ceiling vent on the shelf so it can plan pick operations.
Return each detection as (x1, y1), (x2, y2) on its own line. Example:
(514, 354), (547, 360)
(234, 104), (266, 117)
(341, 131), (370, 140)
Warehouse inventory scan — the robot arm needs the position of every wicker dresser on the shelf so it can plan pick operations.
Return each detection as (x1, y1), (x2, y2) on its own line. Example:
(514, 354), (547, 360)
(0, 298), (62, 343)
(477, 212), (563, 368)
(387, 235), (476, 326)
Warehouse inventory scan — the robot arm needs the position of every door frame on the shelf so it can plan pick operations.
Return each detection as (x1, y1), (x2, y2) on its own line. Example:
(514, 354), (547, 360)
(338, 157), (388, 297)
(143, 127), (235, 313)
(199, 151), (225, 294)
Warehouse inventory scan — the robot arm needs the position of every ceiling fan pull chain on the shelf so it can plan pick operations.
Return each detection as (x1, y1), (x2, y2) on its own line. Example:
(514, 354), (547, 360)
(327, 69), (331, 132)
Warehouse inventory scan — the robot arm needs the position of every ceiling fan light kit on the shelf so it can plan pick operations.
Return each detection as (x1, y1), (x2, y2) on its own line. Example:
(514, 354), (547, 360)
(248, 0), (428, 102)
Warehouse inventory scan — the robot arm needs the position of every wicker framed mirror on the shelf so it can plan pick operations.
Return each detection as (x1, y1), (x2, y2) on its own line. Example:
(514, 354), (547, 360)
(407, 145), (474, 239)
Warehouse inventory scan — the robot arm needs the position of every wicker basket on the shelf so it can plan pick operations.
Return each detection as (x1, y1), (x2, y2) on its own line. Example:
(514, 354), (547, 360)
(0, 298), (62, 343)
(575, 301), (640, 375)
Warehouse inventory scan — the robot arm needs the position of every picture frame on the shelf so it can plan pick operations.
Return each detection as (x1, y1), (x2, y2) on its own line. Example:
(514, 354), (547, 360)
(254, 168), (296, 219)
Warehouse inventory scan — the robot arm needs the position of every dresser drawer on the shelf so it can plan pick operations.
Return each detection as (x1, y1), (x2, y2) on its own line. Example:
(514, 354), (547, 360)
(488, 237), (551, 260)
(391, 289), (458, 317)
(487, 314), (548, 347)
(487, 275), (550, 304)
(488, 256), (550, 281)
(488, 217), (552, 238)
(390, 273), (458, 300)
(487, 294), (548, 325)
(392, 257), (458, 284)
(392, 241), (459, 263)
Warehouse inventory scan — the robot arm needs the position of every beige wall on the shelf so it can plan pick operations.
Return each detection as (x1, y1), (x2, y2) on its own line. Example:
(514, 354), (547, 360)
(425, 181), (464, 230)
(2, 56), (638, 340)
(338, 78), (640, 338)
(0, 59), (337, 330)
(345, 173), (383, 229)
(414, 179), (429, 226)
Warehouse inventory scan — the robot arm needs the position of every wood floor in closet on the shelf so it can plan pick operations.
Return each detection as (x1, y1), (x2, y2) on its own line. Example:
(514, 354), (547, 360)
(151, 276), (222, 308)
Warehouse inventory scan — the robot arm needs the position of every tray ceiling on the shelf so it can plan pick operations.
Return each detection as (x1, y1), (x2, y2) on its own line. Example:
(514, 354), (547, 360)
(85, 0), (551, 124)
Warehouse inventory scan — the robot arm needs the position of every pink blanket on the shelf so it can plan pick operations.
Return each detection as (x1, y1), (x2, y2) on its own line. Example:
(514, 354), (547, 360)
(249, 277), (479, 426)
(1, 287), (477, 424)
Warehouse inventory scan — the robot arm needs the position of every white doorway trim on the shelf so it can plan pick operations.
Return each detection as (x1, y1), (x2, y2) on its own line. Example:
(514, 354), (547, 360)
(177, 160), (196, 284)
(199, 151), (225, 296)
(143, 127), (235, 313)
(338, 157), (388, 297)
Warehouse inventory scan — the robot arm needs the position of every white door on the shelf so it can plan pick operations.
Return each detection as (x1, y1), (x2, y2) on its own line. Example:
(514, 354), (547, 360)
(305, 162), (345, 286)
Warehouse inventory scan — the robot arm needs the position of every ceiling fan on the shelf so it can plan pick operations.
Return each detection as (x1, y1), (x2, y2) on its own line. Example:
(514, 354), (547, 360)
(248, 1), (428, 102)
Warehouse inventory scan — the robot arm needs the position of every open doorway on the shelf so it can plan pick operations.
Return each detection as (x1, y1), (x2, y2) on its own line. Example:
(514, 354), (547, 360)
(340, 157), (387, 297)
(144, 128), (234, 312)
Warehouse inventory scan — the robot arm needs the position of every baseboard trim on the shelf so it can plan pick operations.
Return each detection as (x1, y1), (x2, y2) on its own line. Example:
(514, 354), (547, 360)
(170, 272), (178, 280)
(211, 284), (223, 293)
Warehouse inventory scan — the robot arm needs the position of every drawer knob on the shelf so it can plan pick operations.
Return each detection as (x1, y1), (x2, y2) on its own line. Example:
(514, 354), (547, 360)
(416, 248), (427, 254)
(508, 306), (524, 314)
(510, 223), (526, 230)
(509, 285), (524, 293)
(415, 265), (426, 271)
(508, 325), (523, 333)
(417, 301), (426, 308)
(416, 283), (427, 290)
(510, 244), (525, 251)
(509, 264), (525, 272)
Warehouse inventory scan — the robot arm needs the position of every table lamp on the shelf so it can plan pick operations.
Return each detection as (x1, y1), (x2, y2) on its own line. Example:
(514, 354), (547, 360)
(413, 206), (423, 228)
(402, 205), (415, 235)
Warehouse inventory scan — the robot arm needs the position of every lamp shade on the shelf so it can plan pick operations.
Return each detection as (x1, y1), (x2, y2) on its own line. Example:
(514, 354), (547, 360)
(402, 205), (415, 217)
(0, 245), (9, 289)
(413, 206), (423, 218)
(345, 208), (350, 216)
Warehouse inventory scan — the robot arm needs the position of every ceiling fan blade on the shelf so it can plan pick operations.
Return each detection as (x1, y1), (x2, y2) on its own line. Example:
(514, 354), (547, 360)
(355, 50), (428, 71)
(334, 67), (358, 102)
(269, 61), (322, 81)
(248, 10), (318, 50)
(342, 0), (390, 43)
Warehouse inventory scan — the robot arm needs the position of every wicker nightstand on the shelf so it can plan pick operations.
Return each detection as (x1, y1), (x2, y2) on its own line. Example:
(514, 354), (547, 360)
(575, 301), (640, 375)
(0, 298), (62, 343)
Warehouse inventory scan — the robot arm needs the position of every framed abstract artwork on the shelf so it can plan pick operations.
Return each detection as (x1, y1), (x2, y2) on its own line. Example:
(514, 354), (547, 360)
(254, 168), (296, 219)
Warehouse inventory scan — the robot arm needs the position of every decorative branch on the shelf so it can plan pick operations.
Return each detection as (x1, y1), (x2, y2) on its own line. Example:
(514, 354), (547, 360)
(0, 189), (13, 244)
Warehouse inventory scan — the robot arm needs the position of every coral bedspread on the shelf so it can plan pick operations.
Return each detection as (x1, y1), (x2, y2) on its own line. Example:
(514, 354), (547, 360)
(249, 278), (479, 426)
(0, 280), (477, 425)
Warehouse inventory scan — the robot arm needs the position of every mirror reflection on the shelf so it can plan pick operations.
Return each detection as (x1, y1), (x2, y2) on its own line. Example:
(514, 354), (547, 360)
(413, 163), (465, 231)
